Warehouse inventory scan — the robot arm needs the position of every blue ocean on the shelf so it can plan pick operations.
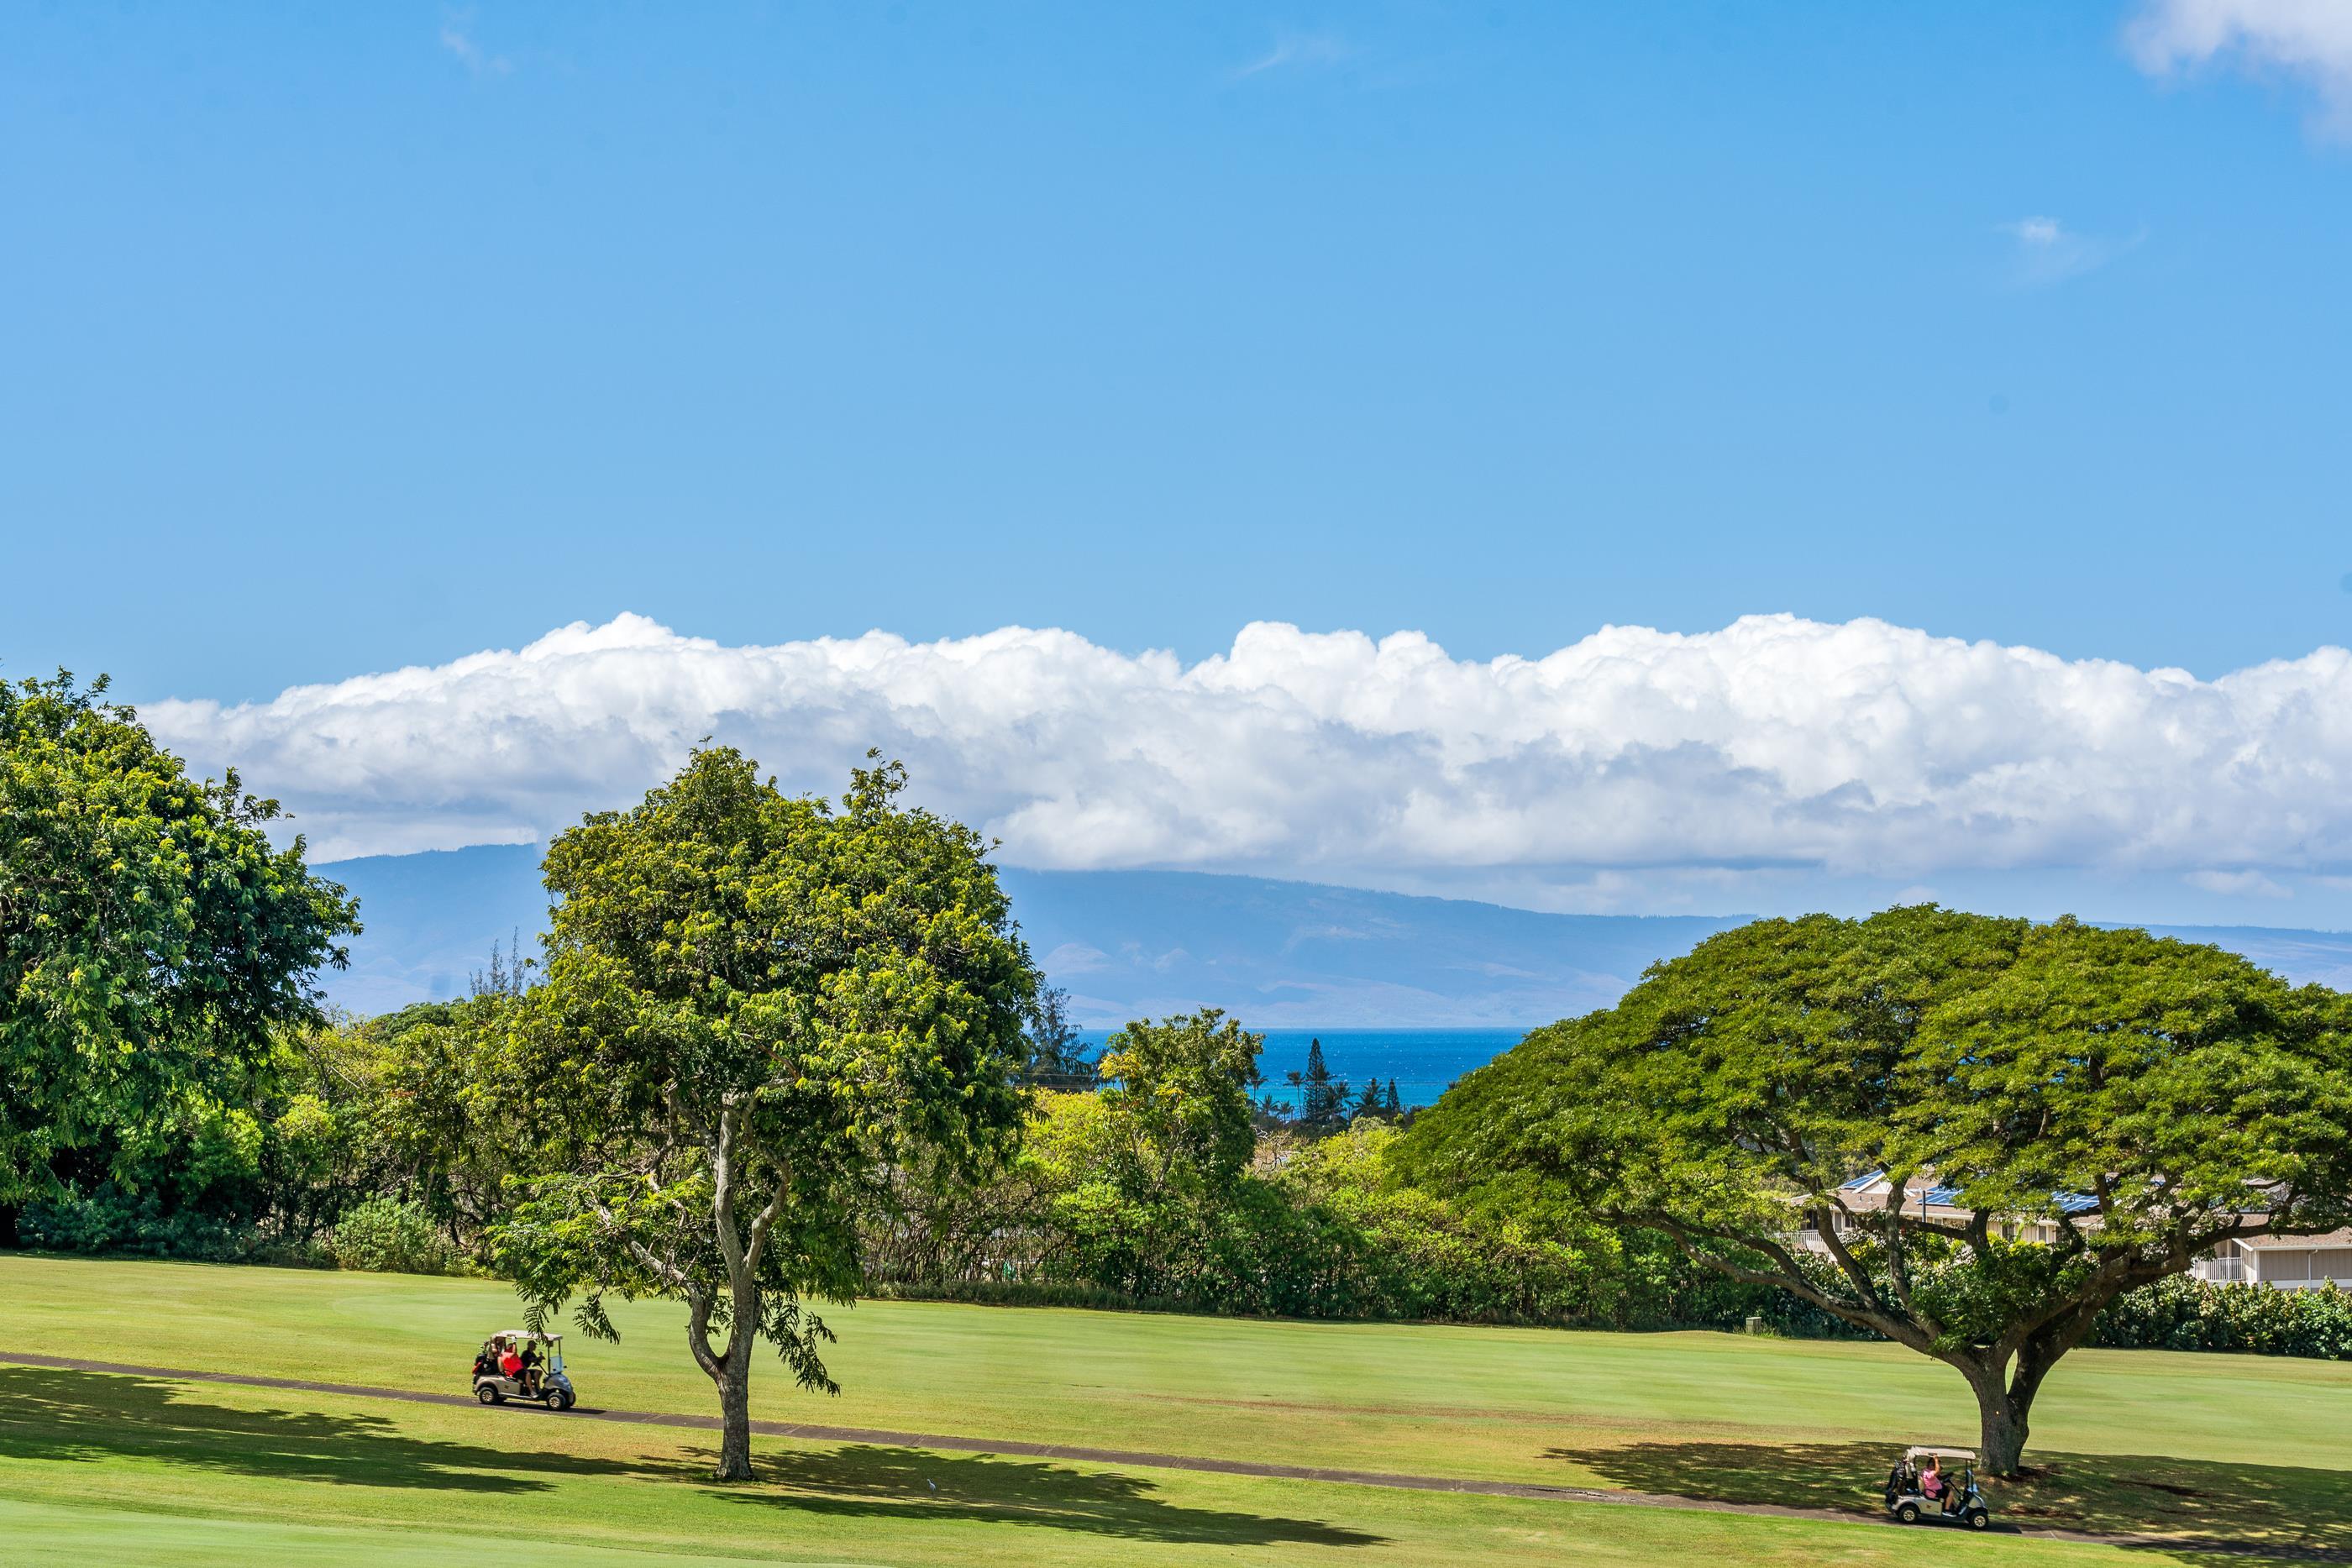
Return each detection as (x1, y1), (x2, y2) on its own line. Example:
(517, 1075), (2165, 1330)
(1076, 1026), (1530, 1112)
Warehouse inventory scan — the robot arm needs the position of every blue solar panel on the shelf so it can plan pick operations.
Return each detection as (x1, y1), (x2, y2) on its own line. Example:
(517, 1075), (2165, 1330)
(1833, 1171), (2099, 1216)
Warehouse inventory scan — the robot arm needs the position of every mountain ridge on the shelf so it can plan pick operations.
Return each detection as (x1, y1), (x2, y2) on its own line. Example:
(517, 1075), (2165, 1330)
(312, 845), (2352, 1026)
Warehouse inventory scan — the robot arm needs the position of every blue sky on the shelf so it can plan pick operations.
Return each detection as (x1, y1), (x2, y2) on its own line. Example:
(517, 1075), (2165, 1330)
(11, 3), (2352, 931)
(6, 2), (2350, 702)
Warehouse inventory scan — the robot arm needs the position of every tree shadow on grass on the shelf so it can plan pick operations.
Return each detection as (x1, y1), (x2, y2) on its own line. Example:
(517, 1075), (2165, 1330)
(1550, 1439), (2352, 1564)
(704, 1443), (1386, 1550)
(0, 1366), (665, 1492)
(0, 1369), (1383, 1551)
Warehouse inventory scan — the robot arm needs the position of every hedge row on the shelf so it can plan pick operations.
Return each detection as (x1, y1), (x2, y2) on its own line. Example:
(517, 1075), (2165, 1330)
(2092, 1274), (2352, 1359)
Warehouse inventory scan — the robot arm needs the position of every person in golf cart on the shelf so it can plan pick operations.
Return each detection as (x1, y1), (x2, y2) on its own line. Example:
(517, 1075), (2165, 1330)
(1883, 1445), (1991, 1529)
(472, 1331), (577, 1411)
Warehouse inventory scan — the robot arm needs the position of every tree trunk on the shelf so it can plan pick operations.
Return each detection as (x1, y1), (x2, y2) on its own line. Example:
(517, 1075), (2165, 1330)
(708, 1274), (761, 1482)
(1975, 1382), (2031, 1478)
(1954, 1350), (2049, 1478)
(689, 1298), (757, 1483)
(714, 1354), (753, 1481)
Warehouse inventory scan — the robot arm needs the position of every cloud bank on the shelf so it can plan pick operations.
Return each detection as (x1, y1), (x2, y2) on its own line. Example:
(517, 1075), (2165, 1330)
(144, 615), (2352, 900)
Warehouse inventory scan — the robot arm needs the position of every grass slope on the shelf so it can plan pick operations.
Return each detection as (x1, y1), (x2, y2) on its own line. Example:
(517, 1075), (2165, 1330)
(1, 1254), (2344, 1565)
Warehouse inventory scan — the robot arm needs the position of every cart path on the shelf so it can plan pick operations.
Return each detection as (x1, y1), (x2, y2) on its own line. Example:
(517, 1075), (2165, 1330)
(3, 1348), (2341, 1563)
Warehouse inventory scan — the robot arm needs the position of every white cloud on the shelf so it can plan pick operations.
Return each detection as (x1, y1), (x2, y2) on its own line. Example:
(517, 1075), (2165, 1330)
(439, 13), (512, 77)
(2129, 0), (2352, 130)
(1042, 942), (1111, 974)
(145, 614), (2352, 894)
(2185, 868), (2294, 898)
(1231, 29), (1352, 81)
(2001, 216), (2144, 286)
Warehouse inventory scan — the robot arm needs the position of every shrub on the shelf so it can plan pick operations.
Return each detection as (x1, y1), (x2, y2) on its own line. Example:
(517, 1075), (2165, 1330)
(2092, 1275), (2352, 1360)
(16, 1183), (255, 1261)
(328, 1196), (459, 1276)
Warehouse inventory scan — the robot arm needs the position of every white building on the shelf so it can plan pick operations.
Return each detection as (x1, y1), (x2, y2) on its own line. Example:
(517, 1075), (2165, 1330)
(2192, 1230), (2352, 1291)
(1799, 1172), (2350, 1293)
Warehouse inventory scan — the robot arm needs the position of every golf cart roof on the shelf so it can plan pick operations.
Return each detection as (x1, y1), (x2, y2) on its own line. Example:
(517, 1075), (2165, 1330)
(490, 1329), (562, 1341)
(1903, 1446), (1977, 1462)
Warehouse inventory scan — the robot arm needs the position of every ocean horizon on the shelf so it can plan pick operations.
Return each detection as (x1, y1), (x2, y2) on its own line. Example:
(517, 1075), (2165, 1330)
(1075, 1025), (1532, 1112)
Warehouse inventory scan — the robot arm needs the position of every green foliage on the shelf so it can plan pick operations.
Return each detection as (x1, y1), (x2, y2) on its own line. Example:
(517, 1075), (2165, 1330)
(328, 1195), (459, 1275)
(1284, 1036), (1348, 1132)
(361, 997), (527, 1252)
(492, 748), (1037, 1476)
(1005, 1012), (1269, 1303)
(879, 1083), (1835, 1332)
(11, 1009), (467, 1263)
(1391, 907), (2352, 1471)
(1021, 984), (1095, 1088)
(0, 673), (358, 1201)
(17, 1181), (260, 1260)
(1095, 1010), (1263, 1193)
(2095, 1277), (2352, 1359)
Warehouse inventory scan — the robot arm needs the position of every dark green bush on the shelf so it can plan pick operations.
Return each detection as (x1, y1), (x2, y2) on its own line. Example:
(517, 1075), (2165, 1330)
(17, 1183), (256, 1261)
(2092, 1275), (2352, 1359)
(327, 1196), (459, 1276)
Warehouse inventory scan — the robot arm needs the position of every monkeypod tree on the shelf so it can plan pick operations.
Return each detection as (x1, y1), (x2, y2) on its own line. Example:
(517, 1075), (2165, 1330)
(0, 673), (356, 1201)
(496, 749), (1036, 1481)
(1394, 907), (2352, 1476)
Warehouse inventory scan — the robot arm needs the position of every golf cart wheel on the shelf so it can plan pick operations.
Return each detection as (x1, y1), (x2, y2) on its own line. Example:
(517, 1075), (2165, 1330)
(476, 1384), (498, 1405)
(559, 1391), (576, 1410)
(543, 1388), (564, 1410)
(1967, 1508), (1991, 1531)
(1896, 1503), (1920, 1524)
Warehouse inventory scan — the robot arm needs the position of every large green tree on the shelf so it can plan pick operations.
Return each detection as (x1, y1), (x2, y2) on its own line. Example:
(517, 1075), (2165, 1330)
(1, 674), (357, 1202)
(1020, 1009), (1268, 1300)
(496, 749), (1036, 1480)
(1394, 907), (2352, 1475)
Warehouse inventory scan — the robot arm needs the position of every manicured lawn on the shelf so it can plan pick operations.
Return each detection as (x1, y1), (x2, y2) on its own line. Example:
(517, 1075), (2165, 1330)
(0, 1362), (2271, 1568)
(1, 1253), (2342, 1564)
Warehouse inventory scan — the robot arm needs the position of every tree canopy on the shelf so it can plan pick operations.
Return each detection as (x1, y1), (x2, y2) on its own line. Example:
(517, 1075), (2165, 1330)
(495, 748), (1037, 1480)
(1394, 906), (2352, 1474)
(1020, 983), (1096, 1088)
(0, 673), (357, 1202)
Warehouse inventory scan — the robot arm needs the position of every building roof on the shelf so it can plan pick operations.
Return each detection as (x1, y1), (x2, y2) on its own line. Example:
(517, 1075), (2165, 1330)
(1838, 1171), (2098, 1216)
(2236, 1228), (2352, 1251)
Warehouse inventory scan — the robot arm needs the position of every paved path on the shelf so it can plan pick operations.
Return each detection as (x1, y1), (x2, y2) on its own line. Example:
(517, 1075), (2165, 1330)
(3, 1349), (2338, 1561)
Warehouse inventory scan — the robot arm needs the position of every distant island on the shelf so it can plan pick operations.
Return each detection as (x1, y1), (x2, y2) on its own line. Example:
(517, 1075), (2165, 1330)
(318, 846), (2352, 1025)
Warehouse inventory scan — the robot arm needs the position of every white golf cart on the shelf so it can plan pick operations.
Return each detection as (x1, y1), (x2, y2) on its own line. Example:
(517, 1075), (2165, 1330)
(472, 1330), (576, 1411)
(1883, 1445), (1991, 1529)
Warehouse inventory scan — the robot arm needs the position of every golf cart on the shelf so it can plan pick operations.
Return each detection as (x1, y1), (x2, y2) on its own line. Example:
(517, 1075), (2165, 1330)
(1884, 1445), (1991, 1529)
(472, 1330), (576, 1411)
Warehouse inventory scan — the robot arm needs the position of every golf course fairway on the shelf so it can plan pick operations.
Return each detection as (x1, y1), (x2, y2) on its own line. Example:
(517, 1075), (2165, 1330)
(1, 1253), (2343, 1565)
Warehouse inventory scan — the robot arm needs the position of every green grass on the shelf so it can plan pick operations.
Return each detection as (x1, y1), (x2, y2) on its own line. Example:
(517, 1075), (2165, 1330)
(0, 1253), (2343, 1565)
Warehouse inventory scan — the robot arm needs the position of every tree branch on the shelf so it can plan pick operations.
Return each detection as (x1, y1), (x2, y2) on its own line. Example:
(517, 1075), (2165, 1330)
(1649, 1215), (1929, 1350)
(745, 1166), (793, 1262)
(590, 1198), (701, 1298)
(1808, 1200), (1904, 1328)
(711, 1098), (746, 1277)
(1877, 1175), (1940, 1340)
